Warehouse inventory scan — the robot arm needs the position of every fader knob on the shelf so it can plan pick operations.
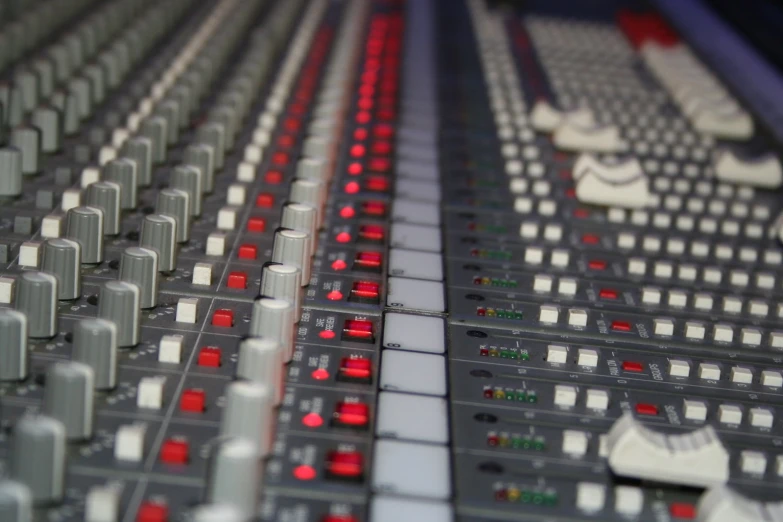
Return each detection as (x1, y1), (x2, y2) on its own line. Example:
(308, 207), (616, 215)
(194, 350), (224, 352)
(156, 189), (191, 243)
(259, 263), (302, 321)
(32, 106), (62, 153)
(0, 480), (33, 522)
(11, 415), (66, 505)
(169, 164), (203, 217)
(9, 126), (41, 175)
(97, 281), (140, 348)
(103, 158), (138, 209)
(271, 229), (311, 284)
(41, 238), (82, 300)
(121, 137), (152, 186)
(280, 203), (318, 255)
(0, 147), (23, 197)
(220, 381), (275, 458)
(15, 271), (58, 339)
(139, 214), (178, 272)
(42, 361), (95, 441)
(237, 337), (284, 405)
(190, 504), (243, 522)
(249, 297), (295, 362)
(65, 206), (105, 264)
(205, 438), (261, 518)
(0, 309), (28, 381)
(72, 318), (118, 390)
(119, 247), (159, 309)
(86, 181), (121, 236)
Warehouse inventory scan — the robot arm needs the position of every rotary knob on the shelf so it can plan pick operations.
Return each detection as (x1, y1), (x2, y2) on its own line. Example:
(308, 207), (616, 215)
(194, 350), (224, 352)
(42, 361), (95, 441)
(0, 309), (28, 381)
(65, 206), (105, 264)
(139, 214), (178, 272)
(289, 178), (326, 227)
(9, 126), (41, 175)
(249, 297), (295, 362)
(85, 181), (121, 236)
(121, 137), (152, 186)
(15, 271), (58, 339)
(41, 238), (82, 300)
(271, 229), (311, 285)
(296, 157), (327, 181)
(260, 263), (302, 321)
(0, 147), (23, 198)
(72, 318), (118, 391)
(97, 281), (140, 348)
(219, 381), (275, 458)
(118, 247), (159, 309)
(0, 480), (33, 522)
(156, 188), (191, 243)
(280, 203), (318, 256)
(102, 158), (138, 209)
(169, 164), (203, 217)
(204, 438), (261, 519)
(237, 337), (284, 405)
(11, 414), (66, 505)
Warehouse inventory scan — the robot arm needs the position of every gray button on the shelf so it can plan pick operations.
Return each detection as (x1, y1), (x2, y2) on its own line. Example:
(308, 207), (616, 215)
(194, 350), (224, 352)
(72, 318), (118, 390)
(376, 392), (449, 444)
(139, 214), (177, 272)
(379, 350), (446, 396)
(383, 314), (445, 354)
(371, 497), (452, 522)
(86, 181), (121, 235)
(205, 438), (260, 519)
(0, 309), (28, 381)
(41, 238), (81, 300)
(390, 224), (441, 252)
(392, 199), (440, 226)
(66, 206), (104, 264)
(119, 247), (159, 309)
(15, 271), (58, 339)
(389, 249), (443, 281)
(386, 277), (445, 312)
(156, 189), (191, 243)
(11, 415), (66, 505)
(296, 157), (327, 180)
(395, 180), (441, 203)
(42, 361), (95, 441)
(0, 480), (33, 522)
(372, 440), (451, 500)
(97, 281), (140, 348)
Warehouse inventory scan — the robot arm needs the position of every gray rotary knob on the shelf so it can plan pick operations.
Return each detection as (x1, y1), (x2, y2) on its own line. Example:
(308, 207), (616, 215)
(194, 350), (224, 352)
(119, 247), (159, 309)
(190, 504), (243, 522)
(204, 438), (260, 518)
(11, 414), (66, 505)
(196, 123), (226, 170)
(271, 229), (311, 285)
(220, 381), (275, 458)
(102, 158), (138, 209)
(65, 206), (104, 264)
(209, 106), (237, 150)
(97, 281), (140, 348)
(63, 91), (80, 136)
(281, 203), (318, 256)
(15, 272), (58, 339)
(139, 214), (178, 272)
(156, 189), (191, 243)
(7, 85), (24, 126)
(72, 318), (117, 390)
(249, 297), (294, 362)
(0, 147), (23, 197)
(41, 238), (82, 300)
(302, 136), (332, 159)
(170, 84), (192, 127)
(0, 480), (33, 522)
(183, 143), (215, 193)
(15, 68), (38, 112)
(0, 309), (28, 381)
(260, 264), (302, 321)
(32, 106), (62, 153)
(10, 126), (41, 175)
(42, 361), (95, 441)
(155, 99), (180, 145)
(139, 116), (167, 165)
(86, 181), (121, 236)
(237, 337), (284, 405)
(295, 157), (327, 181)
(289, 179), (326, 227)
(169, 164), (203, 217)
(33, 59), (55, 99)
(121, 137), (152, 186)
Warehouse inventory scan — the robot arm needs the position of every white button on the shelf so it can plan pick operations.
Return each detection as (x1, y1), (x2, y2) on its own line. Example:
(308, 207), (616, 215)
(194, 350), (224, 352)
(543, 224), (562, 241)
(236, 161), (256, 182)
(576, 483), (606, 512)
(699, 363), (721, 380)
(540, 305), (559, 323)
(525, 247), (544, 265)
(730, 367), (753, 384)
(226, 183), (247, 205)
(205, 233), (227, 256)
(684, 400), (707, 422)
(176, 298), (199, 324)
(547, 344), (569, 364)
(614, 486), (643, 516)
(216, 206), (239, 230)
(608, 208), (626, 223)
(372, 440), (450, 500)
(18, 242), (41, 267)
(668, 290), (687, 307)
(628, 258), (646, 275)
(685, 322), (706, 340)
(391, 224), (442, 252)
(741, 328), (762, 346)
(718, 404), (742, 425)
(642, 236), (661, 253)
(114, 423), (147, 462)
(137, 376), (166, 409)
(569, 309), (588, 327)
(562, 430), (588, 456)
(533, 274), (553, 292)
(158, 335), (184, 363)
(713, 324), (733, 343)
(519, 222), (539, 239)
(371, 497), (452, 522)
(376, 392), (449, 443)
(81, 166), (101, 187)
(654, 318), (674, 336)
(380, 351), (446, 396)
(389, 250), (443, 281)
(618, 233), (636, 249)
(678, 265), (697, 281)
(41, 214), (65, 238)
(749, 408), (774, 428)
(729, 271), (749, 287)
(577, 349), (598, 367)
(551, 249), (570, 267)
(0, 277), (14, 304)
(641, 287), (661, 305)
(586, 389), (609, 410)
(554, 385), (577, 407)
(558, 278), (577, 296)
(761, 370), (783, 387)
(703, 268), (722, 284)
(386, 278), (445, 313)
(740, 451), (767, 474)
(748, 300), (769, 317)
(192, 262), (212, 285)
(693, 294), (713, 311)
(383, 314), (445, 354)
(85, 485), (120, 522)
(62, 188), (82, 210)
(722, 296), (742, 313)
(669, 359), (690, 377)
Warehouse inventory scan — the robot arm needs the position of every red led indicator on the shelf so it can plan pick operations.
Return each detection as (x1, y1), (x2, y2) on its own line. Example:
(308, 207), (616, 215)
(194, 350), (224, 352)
(293, 465), (317, 481)
(311, 368), (330, 380)
(636, 403), (659, 416)
(611, 320), (632, 332)
(361, 200), (386, 217)
(331, 259), (348, 271)
(588, 260), (607, 270)
(302, 412), (324, 428)
(599, 288), (618, 300)
(622, 361), (644, 372)
(340, 206), (356, 219)
(344, 181), (360, 194)
(319, 330), (336, 340)
(326, 290), (343, 301)
(336, 232), (352, 243)
(347, 162), (363, 176)
(582, 233), (600, 245)
(358, 224), (384, 241)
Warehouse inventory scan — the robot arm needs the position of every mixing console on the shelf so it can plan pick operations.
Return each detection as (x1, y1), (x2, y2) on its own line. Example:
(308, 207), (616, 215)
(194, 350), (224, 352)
(0, 0), (782, 520)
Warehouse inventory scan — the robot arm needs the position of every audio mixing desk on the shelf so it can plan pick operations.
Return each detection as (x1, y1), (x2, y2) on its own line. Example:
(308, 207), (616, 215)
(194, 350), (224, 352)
(0, 0), (782, 520)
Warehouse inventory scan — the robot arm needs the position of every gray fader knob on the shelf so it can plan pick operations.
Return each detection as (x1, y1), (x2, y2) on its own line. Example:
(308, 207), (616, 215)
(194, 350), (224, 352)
(0, 480), (33, 522)
(281, 203), (318, 255)
(86, 181), (121, 236)
(0, 147), (23, 197)
(183, 143), (215, 193)
(205, 438), (260, 518)
(121, 137), (152, 186)
(72, 318), (117, 390)
(237, 337), (284, 405)
(260, 264), (302, 321)
(139, 214), (177, 272)
(97, 281), (140, 347)
(11, 414), (66, 505)
(41, 238), (82, 300)
(119, 247), (159, 309)
(65, 206), (104, 264)
(0, 309), (28, 381)
(169, 164), (203, 216)
(220, 381), (275, 457)
(103, 158), (138, 209)
(156, 189), (191, 243)
(43, 361), (95, 441)
(271, 229), (311, 284)
(190, 504), (243, 522)
(10, 126), (41, 175)
(32, 106), (62, 153)
(15, 272), (58, 339)
(249, 297), (295, 362)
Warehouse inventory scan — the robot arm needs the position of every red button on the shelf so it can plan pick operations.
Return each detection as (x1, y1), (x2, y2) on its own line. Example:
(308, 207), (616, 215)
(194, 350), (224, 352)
(368, 157), (391, 172)
(623, 361), (644, 372)
(277, 134), (295, 148)
(611, 320), (632, 332)
(361, 200), (386, 217)
(160, 438), (189, 464)
(265, 170), (283, 184)
(354, 251), (382, 272)
(338, 357), (372, 382)
(350, 280), (380, 302)
(373, 123), (394, 138)
(227, 271), (247, 289)
(321, 516), (358, 522)
(256, 193), (274, 208)
(247, 217), (266, 233)
(238, 244), (257, 260)
(588, 259), (607, 270)
(333, 402), (370, 428)
(599, 288), (618, 299)
(669, 503), (697, 519)
(325, 450), (364, 480)
(636, 403), (659, 416)
(371, 141), (392, 155)
(180, 389), (205, 413)
(136, 501), (169, 522)
(364, 176), (389, 192)
(342, 319), (374, 342)
(358, 224), (384, 242)
(272, 151), (289, 165)
(198, 347), (222, 367)
(582, 233), (600, 245)
(211, 309), (234, 327)
(573, 208), (590, 218)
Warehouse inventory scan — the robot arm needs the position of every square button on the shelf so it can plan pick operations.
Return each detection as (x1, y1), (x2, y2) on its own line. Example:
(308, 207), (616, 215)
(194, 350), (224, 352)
(380, 351), (446, 396)
(371, 497), (452, 522)
(372, 440), (451, 500)
(383, 314), (445, 354)
(376, 392), (449, 444)
(386, 277), (444, 312)
(388, 249), (443, 281)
